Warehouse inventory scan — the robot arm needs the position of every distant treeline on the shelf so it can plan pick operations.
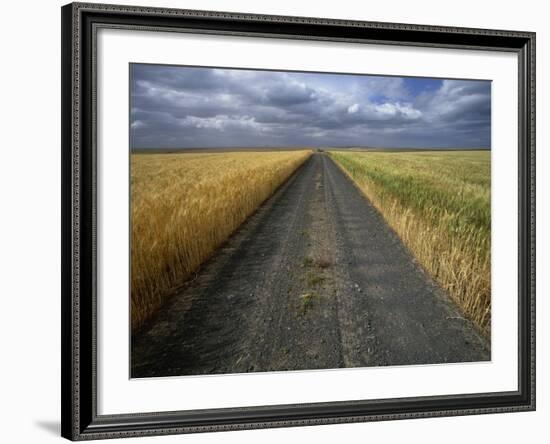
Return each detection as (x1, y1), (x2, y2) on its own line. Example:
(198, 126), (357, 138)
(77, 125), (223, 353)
(132, 146), (491, 154)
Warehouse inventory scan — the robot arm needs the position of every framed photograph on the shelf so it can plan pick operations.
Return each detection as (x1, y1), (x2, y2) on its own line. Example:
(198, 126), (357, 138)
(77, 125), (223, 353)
(61, 2), (535, 440)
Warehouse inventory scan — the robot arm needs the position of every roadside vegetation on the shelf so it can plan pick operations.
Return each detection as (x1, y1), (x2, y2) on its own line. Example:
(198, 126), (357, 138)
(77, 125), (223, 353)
(330, 150), (491, 335)
(131, 150), (312, 332)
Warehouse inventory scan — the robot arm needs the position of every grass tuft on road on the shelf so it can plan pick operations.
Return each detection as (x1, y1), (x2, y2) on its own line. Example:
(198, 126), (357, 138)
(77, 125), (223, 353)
(298, 293), (317, 317)
(330, 150), (490, 335)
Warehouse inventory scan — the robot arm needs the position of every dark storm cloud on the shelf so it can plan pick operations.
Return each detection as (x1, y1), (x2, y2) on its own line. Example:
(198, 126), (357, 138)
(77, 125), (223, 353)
(130, 64), (491, 149)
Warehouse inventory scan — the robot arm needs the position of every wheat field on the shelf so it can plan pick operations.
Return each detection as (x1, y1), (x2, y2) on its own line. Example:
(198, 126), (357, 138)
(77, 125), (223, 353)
(131, 150), (312, 332)
(330, 150), (491, 335)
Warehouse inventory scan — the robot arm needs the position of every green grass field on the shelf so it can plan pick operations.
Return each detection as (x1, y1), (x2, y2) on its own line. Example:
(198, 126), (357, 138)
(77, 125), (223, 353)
(330, 150), (491, 335)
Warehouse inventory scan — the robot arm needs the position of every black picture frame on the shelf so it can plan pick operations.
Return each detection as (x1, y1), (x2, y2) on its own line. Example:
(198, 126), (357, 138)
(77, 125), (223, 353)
(61, 2), (536, 440)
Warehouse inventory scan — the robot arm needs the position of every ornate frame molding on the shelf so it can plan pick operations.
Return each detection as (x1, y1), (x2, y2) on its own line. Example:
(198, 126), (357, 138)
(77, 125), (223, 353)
(61, 3), (535, 440)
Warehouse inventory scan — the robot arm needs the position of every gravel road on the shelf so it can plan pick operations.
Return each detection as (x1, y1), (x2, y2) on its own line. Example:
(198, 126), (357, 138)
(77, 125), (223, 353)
(131, 153), (489, 378)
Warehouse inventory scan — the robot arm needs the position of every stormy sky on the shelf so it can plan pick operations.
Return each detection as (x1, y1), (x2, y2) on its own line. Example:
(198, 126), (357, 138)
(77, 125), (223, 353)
(130, 64), (491, 149)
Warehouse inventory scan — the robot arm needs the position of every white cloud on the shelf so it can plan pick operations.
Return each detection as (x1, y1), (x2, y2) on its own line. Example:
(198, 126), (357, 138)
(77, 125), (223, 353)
(180, 115), (263, 131)
(347, 104), (359, 114)
(131, 120), (145, 129)
(368, 102), (422, 120)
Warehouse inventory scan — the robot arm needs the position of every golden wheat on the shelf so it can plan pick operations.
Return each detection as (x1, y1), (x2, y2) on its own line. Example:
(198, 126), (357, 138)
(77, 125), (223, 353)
(330, 150), (491, 335)
(131, 150), (312, 332)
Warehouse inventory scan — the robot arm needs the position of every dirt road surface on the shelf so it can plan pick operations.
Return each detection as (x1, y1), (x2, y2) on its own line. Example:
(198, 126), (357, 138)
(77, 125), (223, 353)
(131, 153), (489, 378)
